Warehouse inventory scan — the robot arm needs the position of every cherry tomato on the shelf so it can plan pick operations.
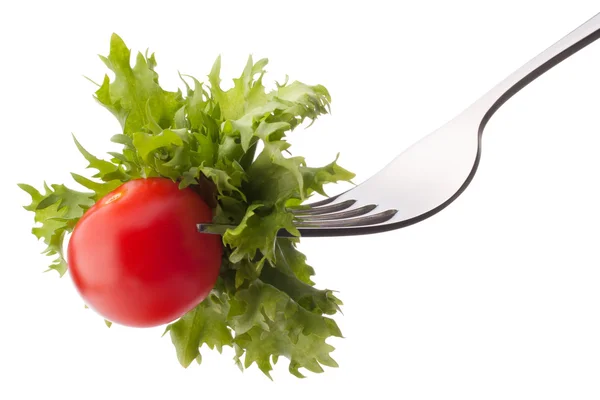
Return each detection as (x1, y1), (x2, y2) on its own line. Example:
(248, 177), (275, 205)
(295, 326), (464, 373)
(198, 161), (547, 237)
(67, 178), (222, 327)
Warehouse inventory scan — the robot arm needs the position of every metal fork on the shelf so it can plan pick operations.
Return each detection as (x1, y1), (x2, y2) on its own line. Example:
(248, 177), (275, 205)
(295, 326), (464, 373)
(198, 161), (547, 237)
(199, 12), (600, 238)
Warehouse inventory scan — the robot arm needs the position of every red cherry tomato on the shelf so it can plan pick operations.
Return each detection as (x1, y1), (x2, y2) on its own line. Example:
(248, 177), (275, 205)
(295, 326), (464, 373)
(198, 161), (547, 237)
(67, 178), (222, 327)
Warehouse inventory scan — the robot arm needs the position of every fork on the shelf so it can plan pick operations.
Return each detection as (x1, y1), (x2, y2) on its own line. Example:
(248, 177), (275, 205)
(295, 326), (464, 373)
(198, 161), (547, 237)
(199, 12), (600, 238)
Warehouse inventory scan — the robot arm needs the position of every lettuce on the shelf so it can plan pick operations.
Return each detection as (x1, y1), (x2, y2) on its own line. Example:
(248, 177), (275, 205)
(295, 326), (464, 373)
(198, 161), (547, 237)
(20, 34), (354, 379)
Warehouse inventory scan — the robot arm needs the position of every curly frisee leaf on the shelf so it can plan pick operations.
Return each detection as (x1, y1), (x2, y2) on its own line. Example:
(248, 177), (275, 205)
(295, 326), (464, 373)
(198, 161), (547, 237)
(19, 33), (355, 379)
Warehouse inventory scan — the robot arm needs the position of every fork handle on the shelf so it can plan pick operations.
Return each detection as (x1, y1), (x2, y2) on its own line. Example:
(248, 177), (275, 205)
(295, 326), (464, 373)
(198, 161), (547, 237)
(469, 12), (600, 127)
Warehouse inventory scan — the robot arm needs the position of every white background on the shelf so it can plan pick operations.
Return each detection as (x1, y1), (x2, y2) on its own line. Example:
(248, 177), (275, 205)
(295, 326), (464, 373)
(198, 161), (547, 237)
(1, 1), (600, 399)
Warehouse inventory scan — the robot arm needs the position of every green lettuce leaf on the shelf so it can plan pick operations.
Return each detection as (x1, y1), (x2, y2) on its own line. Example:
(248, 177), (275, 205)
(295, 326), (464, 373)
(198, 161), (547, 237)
(166, 290), (233, 368)
(230, 280), (342, 379)
(20, 33), (354, 379)
(95, 33), (184, 135)
(19, 183), (94, 276)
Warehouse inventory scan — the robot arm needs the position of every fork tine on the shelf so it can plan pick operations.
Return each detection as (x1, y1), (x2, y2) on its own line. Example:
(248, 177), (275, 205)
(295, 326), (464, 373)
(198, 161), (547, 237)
(295, 209), (398, 228)
(298, 194), (342, 208)
(294, 204), (377, 221)
(287, 190), (350, 212)
(291, 199), (356, 215)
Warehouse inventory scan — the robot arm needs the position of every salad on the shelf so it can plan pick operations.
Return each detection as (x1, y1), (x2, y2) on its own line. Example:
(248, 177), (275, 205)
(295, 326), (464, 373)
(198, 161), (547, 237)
(20, 34), (353, 379)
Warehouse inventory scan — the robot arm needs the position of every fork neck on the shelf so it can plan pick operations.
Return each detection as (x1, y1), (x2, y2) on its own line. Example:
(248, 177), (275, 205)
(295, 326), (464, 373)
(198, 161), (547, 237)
(466, 13), (600, 131)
